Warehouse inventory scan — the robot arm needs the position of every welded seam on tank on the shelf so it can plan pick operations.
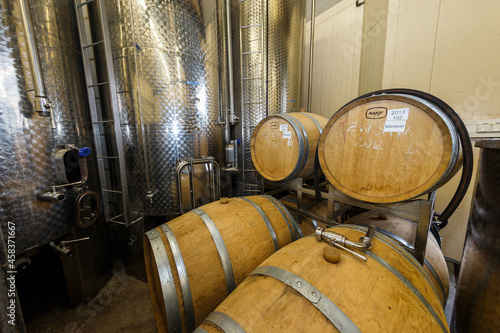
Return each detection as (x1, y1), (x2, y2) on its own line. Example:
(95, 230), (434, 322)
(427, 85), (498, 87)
(339, 224), (440, 299)
(424, 258), (447, 303)
(261, 197), (296, 241)
(203, 311), (246, 333)
(145, 229), (182, 332)
(159, 224), (195, 332)
(300, 113), (323, 134)
(192, 209), (236, 294)
(250, 266), (361, 333)
(262, 195), (303, 239)
(239, 197), (280, 251)
(275, 114), (306, 180)
(364, 250), (448, 332)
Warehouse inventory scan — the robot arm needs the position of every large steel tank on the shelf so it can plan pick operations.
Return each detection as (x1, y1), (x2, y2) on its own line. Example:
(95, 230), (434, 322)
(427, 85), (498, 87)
(0, 0), (101, 254)
(451, 139), (500, 332)
(90, 0), (224, 217)
(230, 0), (306, 195)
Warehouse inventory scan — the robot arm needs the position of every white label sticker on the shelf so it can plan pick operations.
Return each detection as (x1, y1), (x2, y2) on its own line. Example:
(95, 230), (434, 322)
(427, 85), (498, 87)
(388, 107), (410, 121)
(282, 131), (292, 139)
(384, 121), (406, 132)
(280, 124), (288, 131)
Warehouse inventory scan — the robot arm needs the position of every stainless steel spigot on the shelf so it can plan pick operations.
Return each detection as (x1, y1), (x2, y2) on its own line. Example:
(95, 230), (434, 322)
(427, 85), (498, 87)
(315, 226), (376, 261)
(39, 191), (66, 203)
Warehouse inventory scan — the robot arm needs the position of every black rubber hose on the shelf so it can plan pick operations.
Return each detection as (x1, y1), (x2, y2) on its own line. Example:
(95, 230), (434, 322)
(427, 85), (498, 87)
(314, 144), (321, 201)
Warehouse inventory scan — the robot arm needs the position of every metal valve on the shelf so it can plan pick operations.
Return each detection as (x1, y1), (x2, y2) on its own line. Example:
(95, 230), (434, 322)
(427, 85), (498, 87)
(146, 191), (154, 204)
(315, 226), (376, 262)
(39, 191), (66, 203)
(49, 237), (90, 258)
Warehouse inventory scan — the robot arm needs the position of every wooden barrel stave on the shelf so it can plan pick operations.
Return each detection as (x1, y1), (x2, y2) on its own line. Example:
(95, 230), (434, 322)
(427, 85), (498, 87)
(251, 112), (328, 181)
(195, 225), (449, 332)
(347, 211), (449, 306)
(318, 93), (462, 203)
(144, 195), (302, 333)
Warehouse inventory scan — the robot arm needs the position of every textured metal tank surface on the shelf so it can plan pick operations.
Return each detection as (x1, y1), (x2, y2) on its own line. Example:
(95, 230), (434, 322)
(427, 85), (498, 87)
(0, 0), (99, 254)
(452, 139), (500, 333)
(91, 0), (224, 216)
(232, 0), (305, 195)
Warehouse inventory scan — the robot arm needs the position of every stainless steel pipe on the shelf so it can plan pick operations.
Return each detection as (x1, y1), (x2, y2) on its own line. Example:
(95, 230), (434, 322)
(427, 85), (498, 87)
(18, 0), (53, 124)
(452, 139), (500, 333)
(306, 0), (316, 113)
(226, 0), (236, 127)
(315, 226), (375, 250)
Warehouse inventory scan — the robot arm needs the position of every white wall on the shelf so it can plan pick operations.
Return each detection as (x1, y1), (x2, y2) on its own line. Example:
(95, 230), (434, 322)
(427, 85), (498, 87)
(302, 0), (364, 116)
(304, 0), (500, 261)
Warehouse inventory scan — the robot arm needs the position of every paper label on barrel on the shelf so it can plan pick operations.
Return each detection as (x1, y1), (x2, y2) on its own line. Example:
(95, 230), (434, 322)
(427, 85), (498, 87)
(282, 131), (292, 139)
(387, 107), (409, 121)
(384, 121), (406, 132)
(280, 124), (288, 131)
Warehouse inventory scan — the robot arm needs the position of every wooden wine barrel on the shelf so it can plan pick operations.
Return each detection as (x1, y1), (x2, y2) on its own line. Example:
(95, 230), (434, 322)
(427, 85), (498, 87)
(195, 225), (449, 333)
(251, 112), (328, 181)
(279, 193), (342, 235)
(318, 93), (462, 203)
(144, 195), (302, 333)
(347, 212), (449, 306)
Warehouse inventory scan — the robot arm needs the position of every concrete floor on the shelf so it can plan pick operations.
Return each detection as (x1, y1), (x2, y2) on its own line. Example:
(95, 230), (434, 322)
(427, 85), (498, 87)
(24, 262), (459, 333)
(21, 252), (458, 333)
(26, 266), (156, 333)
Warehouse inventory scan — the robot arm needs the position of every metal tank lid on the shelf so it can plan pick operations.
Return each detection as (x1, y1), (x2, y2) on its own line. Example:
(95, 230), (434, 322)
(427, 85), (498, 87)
(475, 138), (500, 149)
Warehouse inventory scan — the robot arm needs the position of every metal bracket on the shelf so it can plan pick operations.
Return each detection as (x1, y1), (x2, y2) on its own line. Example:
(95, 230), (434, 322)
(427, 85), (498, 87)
(176, 157), (221, 214)
(264, 178), (436, 265)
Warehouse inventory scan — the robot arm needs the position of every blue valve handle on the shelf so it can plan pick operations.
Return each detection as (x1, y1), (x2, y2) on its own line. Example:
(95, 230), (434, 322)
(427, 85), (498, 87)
(78, 147), (91, 157)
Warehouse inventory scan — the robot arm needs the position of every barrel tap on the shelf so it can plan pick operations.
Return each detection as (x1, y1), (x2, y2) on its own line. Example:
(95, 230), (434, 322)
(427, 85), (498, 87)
(315, 226), (376, 262)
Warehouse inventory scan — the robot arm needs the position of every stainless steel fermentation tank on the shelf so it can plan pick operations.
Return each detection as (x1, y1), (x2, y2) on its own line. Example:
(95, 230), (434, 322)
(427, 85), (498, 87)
(452, 139), (500, 332)
(230, 0), (306, 195)
(85, 0), (225, 217)
(0, 0), (102, 255)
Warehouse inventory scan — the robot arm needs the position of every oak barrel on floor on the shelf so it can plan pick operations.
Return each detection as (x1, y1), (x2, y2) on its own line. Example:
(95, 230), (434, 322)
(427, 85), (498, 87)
(318, 93), (462, 203)
(195, 225), (449, 332)
(144, 195), (301, 333)
(251, 112), (328, 181)
(347, 212), (449, 306)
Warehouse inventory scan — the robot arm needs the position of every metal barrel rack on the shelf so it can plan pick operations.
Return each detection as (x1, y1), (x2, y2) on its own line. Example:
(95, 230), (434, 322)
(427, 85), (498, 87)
(265, 178), (436, 265)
